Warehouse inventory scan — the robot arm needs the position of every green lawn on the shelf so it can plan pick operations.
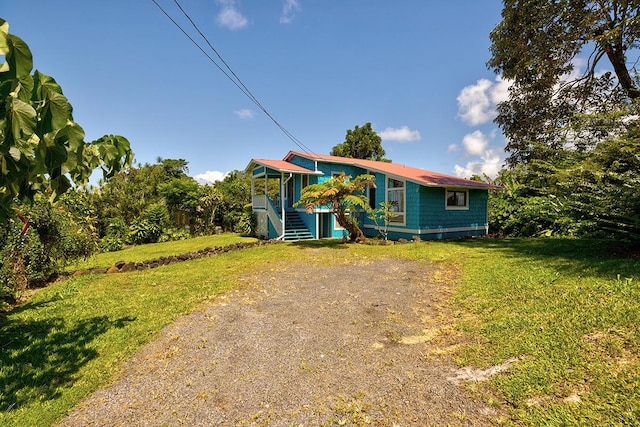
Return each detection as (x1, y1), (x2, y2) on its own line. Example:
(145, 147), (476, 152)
(444, 239), (640, 425)
(1, 238), (638, 426)
(66, 233), (258, 271)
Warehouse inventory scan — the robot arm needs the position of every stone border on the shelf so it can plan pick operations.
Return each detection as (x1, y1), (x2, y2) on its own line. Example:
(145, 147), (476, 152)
(72, 240), (281, 276)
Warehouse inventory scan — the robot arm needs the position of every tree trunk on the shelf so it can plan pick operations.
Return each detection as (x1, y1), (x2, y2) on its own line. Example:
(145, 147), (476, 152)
(334, 211), (366, 242)
(605, 43), (640, 99)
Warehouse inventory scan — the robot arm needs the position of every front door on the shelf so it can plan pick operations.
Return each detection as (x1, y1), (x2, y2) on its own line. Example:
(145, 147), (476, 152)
(319, 213), (332, 238)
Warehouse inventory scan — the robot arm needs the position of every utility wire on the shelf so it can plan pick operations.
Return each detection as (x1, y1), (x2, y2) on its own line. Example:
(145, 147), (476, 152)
(171, 0), (314, 154)
(151, 0), (314, 155)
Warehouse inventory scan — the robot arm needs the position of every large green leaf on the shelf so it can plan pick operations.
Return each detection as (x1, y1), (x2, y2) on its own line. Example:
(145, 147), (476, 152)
(59, 121), (86, 177)
(0, 18), (8, 74)
(8, 96), (36, 143)
(33, 71), (72, 134)
(1, 34), (32, 79)
(41, 130), (69, 170)
(91, 134), (133, 179)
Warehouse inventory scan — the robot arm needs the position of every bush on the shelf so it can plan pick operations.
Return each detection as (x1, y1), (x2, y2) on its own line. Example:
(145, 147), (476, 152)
(0, 224), (48, 302)
(233, 211), (256, 236)
(1, 198), (97, 305)
(99, 218), (128, 252)
(128, 218), (159, 245)
(158, 228), (191, 242)
(127, 204), (170, 245)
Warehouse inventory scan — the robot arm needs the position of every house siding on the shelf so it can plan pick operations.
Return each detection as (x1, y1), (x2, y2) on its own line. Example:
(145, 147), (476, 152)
(418, 188), (487, 230)
(287, 155), (316, 171)
(250, 155), (491, 241)
(364, 185), (488, 240)
(316, 163), (365, 183)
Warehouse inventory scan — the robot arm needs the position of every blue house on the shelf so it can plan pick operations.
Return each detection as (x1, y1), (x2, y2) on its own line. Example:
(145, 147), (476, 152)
(247, 151), (498, 241)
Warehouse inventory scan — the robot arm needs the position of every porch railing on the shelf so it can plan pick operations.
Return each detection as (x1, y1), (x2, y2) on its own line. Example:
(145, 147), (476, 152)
(253, 194), (283, 237)
(252, 194), (267, 209)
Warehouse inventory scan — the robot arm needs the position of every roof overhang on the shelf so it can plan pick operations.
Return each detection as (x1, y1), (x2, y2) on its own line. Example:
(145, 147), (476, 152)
(246, 159), (323, 175)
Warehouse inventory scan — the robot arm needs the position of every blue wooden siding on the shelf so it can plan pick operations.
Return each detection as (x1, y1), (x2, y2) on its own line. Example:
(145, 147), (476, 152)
(316, 163), (366, 183)
(252, 165), (266, 177)
(287, 155), (316, 171)
(295, 207), (318, 238)
(362, 180), (488, 240)
(417, 187), (487, 230)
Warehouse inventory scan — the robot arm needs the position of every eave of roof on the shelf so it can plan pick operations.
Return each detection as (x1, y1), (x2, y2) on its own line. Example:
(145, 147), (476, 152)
(283, 151), (500, 190)
(248, 159), (322, 175)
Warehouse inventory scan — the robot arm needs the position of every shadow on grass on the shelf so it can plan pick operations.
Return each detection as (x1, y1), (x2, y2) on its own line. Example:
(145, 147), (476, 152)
(0, 309), (134, 413)
(449, 238), (638, 278)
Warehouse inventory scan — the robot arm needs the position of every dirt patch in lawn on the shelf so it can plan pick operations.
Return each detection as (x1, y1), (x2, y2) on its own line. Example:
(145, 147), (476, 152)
(59, 249), (500, 426)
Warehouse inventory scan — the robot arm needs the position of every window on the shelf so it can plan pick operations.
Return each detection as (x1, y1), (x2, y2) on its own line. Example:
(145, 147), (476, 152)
(446, 190), (468, 209)
(368, 184), (376, 209)
(301, 175), (309, 189)
(387, 178), (405, 224)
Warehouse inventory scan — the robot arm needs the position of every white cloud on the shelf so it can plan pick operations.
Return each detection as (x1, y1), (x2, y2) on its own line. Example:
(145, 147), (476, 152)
(454, 149), (504, 180)
(215, 0), (248, 30)
(447, 143), (459, 152)
(280, 0), (301, 24)
(194, 170), (228, 185)
(378, 126), (421, 143)
(457, 76), (511, 126)
(234, 108), (254, 119)
(462, 130), (489, 156)
(491, 76), (511, 105)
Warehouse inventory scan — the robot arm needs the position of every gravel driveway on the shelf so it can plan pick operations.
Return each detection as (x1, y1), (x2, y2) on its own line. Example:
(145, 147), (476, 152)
(59, 252), (497, 426)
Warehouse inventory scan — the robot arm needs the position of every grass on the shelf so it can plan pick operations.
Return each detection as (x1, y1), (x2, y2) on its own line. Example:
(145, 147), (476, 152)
(441, 239), (640, 425)
(65, 233), (258, 271)
(1, 237), (638, 426)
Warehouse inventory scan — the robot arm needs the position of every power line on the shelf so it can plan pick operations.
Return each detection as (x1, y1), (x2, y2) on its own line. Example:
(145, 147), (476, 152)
(150, 0), (314, 155)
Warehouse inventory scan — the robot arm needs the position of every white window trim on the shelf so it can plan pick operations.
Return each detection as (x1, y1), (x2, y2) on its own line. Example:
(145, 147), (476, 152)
(386, 177), (406, 226)
(445, 189), (469, 210)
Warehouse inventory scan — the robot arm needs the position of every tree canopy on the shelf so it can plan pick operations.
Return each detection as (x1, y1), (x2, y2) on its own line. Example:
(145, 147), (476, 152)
(330, 123), (388, 161)
(0, 18), (133, 221)
(489, 1), (640, 165)
(295, 173), (375, 242)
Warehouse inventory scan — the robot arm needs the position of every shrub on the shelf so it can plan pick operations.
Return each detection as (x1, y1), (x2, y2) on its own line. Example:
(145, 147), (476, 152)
(98, 217), (128, 252)
(158, 227), (191, 242)
(0, 198), (97, 304)
(127, 204), (170, 245)
(233, 211), (256, 236)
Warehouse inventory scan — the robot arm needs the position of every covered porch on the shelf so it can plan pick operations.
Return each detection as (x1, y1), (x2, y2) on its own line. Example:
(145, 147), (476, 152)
(247, 160), (321, 240)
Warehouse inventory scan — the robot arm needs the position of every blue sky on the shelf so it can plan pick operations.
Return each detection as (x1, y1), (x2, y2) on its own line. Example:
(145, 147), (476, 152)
(4, 1), (509, 184)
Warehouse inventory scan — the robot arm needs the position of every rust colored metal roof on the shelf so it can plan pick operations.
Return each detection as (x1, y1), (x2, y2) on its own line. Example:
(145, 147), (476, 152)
(249, 159), (321, 174)
(283, 151), (500, 189)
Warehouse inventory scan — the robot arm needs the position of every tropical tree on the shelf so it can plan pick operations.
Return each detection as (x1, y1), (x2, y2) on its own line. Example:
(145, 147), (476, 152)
(0, 18), (133, 221)
(198, 185), (223, 234)
(367, 201), (398, 241)
(331, 123), (388, 161)
(556, 128), (640, 240)
(295, 173), (375, 242)
(489, 1), (640, 165)
(157, 157), (189, 179)
(214, 170), (252, 233)
(158, 177), (201, 230)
